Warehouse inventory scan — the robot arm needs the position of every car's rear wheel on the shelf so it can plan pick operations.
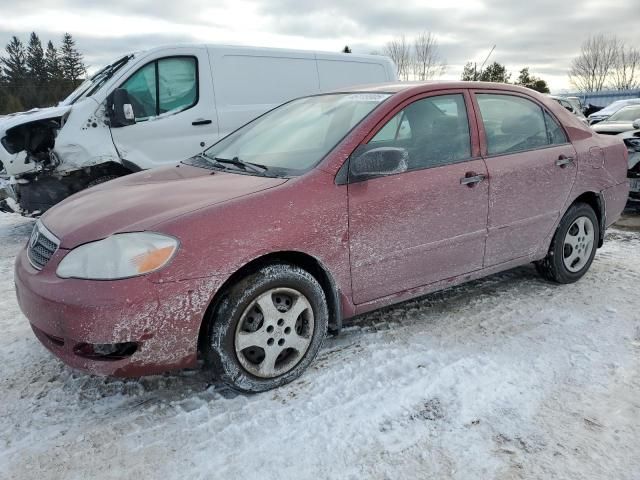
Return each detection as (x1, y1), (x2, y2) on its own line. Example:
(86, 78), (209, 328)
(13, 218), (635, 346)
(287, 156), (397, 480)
(535, 202), (599, 283)
(206, 263), (328, 392)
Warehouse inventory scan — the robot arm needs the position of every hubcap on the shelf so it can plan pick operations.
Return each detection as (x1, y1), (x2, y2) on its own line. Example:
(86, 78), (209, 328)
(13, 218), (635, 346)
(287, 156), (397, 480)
(234, 288), (314, 379)
(562, 216), (595, 273)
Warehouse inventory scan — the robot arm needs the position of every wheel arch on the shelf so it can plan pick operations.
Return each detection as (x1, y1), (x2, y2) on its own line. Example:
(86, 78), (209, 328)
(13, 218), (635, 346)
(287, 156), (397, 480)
(197, 250), (343, 358)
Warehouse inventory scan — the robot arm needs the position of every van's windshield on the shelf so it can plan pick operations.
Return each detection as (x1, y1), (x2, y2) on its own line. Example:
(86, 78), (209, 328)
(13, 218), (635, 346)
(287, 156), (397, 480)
(201, 92), (391, 176)
(60, 54), (135, 106)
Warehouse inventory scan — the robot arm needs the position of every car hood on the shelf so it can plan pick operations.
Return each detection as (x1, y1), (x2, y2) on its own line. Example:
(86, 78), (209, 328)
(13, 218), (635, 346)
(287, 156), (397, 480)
(593, 122), (634, 134)
(41, 164), (287, 249)
(0, 105), (71, 134)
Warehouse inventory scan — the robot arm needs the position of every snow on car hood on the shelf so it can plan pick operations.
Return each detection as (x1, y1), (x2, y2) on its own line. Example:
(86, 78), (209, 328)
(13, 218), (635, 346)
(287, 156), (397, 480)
(0, 105), (71, 134)
(41, 164), (287, 249)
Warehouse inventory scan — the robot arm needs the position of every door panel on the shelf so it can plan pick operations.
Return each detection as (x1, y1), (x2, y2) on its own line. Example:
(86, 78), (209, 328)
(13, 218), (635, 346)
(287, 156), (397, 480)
(348, 91), (488, 305)
(110, 48), (219, 170)
(349, 160), (488, 304)
(349, 159), (489, 305)
(483, 145), (577, 265)
(472, 91), (578, 266)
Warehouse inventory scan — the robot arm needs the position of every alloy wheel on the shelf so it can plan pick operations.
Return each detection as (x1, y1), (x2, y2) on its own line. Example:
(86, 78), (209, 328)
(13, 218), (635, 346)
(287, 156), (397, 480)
(234, 287), (315, 378)
(562, 216), (595, 273)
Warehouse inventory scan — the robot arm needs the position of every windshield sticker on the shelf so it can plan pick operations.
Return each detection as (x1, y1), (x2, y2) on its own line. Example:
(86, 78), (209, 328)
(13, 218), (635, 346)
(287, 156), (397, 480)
(344, 93), (391, 102)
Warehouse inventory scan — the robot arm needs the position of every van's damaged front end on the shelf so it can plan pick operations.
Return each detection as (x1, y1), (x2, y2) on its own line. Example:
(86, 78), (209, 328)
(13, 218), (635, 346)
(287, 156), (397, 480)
(0, 98), (124, 216)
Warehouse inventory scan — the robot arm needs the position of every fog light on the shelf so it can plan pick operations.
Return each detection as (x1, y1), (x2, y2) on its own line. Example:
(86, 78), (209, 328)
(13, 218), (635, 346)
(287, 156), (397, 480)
(73, 342), (138, 360)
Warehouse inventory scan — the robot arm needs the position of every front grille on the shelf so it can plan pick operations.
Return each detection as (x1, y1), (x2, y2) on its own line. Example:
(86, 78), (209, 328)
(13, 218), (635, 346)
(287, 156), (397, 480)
(27, 221), (60, 270)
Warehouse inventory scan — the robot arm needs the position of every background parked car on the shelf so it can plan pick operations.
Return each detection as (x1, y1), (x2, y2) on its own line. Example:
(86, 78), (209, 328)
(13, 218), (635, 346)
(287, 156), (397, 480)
(592, 105), (640, 135)
(0, 44), (397, 215)
(620, 120), (640, 207)
(550, 95), (588, 125)
(588, 98), (640, 125)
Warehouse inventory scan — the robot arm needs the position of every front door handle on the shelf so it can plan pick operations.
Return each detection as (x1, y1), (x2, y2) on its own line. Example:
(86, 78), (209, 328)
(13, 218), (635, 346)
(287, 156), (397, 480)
(192, 119), (212, 126)
(556, 155), (575, 168)
(460, 172), (486, 187)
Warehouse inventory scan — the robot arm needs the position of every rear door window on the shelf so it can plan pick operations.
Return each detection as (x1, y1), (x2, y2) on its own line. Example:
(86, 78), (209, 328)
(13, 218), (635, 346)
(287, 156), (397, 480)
(476, 94), (549, 155)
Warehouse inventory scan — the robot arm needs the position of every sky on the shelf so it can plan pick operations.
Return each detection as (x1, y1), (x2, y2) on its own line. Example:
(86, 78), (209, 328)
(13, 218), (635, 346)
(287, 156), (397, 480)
(0, 0), (638, 91)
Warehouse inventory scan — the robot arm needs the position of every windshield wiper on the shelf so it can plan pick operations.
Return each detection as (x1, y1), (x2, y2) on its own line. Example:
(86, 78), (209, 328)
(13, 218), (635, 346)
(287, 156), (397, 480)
(84, 55), (135, 99)
(209, 156), (268, 174)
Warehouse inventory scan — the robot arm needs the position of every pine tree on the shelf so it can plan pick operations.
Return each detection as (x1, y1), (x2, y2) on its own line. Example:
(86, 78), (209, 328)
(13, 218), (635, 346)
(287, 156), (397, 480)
(27, 32), (47, 84)
(45, 41), (62, 82)
(60, 32), (86, 84)
(1, 36), (28, 86)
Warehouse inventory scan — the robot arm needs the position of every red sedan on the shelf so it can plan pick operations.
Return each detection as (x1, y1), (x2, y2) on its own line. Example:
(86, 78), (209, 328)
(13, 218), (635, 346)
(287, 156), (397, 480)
(15, 82), (629, 392)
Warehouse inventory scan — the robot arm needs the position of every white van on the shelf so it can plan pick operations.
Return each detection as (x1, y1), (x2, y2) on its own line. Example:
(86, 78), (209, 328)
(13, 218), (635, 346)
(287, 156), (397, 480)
(0, 44), (396, 214)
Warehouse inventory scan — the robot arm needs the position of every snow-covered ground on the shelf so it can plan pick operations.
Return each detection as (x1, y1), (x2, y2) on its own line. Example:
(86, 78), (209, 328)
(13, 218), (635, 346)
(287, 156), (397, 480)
(1, 212), (639, 480)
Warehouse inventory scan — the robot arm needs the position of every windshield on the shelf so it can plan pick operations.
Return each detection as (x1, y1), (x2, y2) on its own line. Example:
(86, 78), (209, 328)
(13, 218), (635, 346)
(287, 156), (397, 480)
(201, 93), (391, 176)
(607, 105), (640, 122)
(60, 54), (135, 106)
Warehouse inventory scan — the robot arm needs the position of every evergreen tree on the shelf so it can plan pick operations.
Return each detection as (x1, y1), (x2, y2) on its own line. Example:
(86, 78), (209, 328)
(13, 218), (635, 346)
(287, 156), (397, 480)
(1, 36), (28, 86)
(480, 62), (511, 83)
(515, 67), (550, 93)
(461, 62), (480, 81)
(45, 41), (62, 82)
(60, 32), (86, 83)
(26, 32), (46, 84)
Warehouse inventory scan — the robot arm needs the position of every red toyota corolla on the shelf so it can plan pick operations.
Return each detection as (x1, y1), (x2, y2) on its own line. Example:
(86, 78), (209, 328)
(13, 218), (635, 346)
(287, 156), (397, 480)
(15, 82), (629, 392)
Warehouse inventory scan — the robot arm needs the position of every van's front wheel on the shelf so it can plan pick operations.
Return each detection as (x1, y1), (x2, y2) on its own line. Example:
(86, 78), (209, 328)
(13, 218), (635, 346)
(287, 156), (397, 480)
(206, 263), (328, 392)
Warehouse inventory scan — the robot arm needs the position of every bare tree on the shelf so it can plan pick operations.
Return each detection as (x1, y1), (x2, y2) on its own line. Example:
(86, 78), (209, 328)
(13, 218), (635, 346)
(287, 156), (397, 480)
(383, 35), (412, 81)
(412, 31), (446, 80)
(569, 34), (619, 92)
(611, 44), (640, 90)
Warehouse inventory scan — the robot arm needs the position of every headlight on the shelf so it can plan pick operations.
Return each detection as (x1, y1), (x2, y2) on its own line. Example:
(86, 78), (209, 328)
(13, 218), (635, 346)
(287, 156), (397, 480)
(56, 232), (178, 280)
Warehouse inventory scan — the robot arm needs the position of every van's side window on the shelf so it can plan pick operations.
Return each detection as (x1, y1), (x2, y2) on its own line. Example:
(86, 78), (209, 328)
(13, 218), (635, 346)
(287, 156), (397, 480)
(120, 56), (198, 121)
(121, 63), (157, 119)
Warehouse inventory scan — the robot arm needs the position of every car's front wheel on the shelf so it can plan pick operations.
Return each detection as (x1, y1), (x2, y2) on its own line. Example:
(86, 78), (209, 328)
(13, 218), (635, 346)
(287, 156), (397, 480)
(206, 263), (328, 392)
(535, 202), (599, 283)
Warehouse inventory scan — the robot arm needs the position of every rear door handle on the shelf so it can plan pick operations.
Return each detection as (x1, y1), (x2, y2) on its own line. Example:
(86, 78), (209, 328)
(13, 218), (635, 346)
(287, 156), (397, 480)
(460, 173), (486, 187)
(556, 155), (575, 168)
(192, 119), (212, 126)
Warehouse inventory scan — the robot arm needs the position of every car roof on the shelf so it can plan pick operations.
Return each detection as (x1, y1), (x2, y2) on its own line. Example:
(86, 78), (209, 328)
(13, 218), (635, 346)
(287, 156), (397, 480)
(326, 80), (543, 96)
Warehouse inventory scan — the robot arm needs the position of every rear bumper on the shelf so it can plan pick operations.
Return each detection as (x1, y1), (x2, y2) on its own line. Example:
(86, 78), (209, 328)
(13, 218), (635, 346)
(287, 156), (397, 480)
(602, 181), (630, 227)
(14, 246), (221, 377)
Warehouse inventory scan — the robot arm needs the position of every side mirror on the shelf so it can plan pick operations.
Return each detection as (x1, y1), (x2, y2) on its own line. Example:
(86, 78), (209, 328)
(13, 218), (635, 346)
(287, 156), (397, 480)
(107, 88), (135, 128)
(633, 119), (640, 130)
(349, 146), (408, 182)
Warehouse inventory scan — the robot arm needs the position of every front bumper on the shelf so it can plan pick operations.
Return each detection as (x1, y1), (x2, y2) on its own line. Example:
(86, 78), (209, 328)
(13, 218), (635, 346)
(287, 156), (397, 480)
(14, 246), (221, 377)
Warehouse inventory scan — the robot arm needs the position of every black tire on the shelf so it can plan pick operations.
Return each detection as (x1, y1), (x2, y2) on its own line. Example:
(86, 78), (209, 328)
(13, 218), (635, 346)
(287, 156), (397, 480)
(206, 263), (328, 393)
(535, 202), (599, 284)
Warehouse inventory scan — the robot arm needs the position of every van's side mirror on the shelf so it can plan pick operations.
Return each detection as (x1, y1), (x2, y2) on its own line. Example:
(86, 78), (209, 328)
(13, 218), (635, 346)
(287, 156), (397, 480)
(349, 146), (408, 182)
(107, 88), (135, 128)
(633, 119), (640, 130)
